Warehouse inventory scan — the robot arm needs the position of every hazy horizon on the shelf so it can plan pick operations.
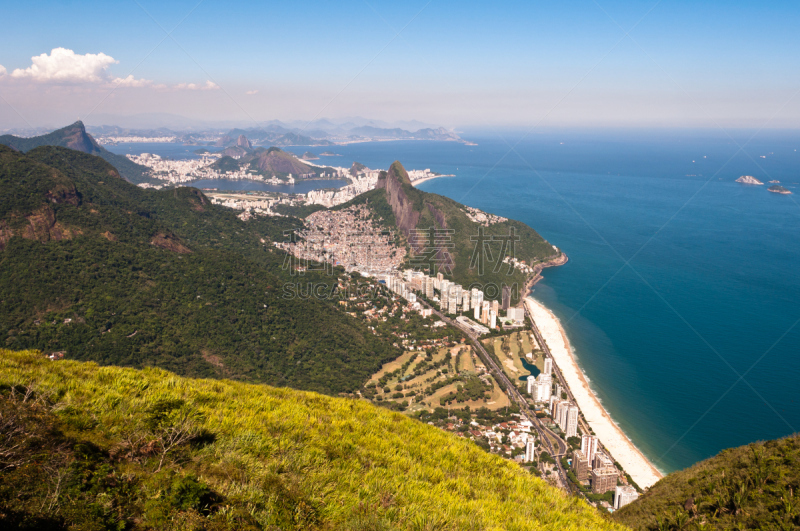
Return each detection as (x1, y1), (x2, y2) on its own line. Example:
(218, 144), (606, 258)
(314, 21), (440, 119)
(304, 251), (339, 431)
(1, 0), (799, 131)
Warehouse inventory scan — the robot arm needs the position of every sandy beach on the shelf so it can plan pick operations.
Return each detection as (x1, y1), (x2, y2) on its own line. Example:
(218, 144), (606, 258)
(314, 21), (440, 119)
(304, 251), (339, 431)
(410, 173), (455, 187)
(524, 296), (663, 489)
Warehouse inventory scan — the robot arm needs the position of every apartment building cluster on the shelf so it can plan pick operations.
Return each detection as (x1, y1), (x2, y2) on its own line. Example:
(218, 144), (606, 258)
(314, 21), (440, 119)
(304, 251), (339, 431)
(526, 357), (580, 439)
(98, 135), (177, 144)
(305, 171), (381, 207)
(571, 434), (636, 500)
(384, 270), (525, 331)
(127, 152), (225, 184)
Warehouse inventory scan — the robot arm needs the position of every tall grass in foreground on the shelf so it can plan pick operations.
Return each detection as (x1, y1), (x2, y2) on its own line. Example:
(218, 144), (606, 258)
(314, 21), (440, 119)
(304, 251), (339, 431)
(0, 349), (625, 530)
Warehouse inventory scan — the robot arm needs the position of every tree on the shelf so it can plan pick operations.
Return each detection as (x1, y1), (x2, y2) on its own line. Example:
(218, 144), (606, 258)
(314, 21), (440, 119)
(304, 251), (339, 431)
(145, 399), (205, 471)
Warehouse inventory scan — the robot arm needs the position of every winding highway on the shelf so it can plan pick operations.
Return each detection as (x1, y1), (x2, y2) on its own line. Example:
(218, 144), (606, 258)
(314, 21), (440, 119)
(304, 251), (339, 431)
(417, 298), (573, 493)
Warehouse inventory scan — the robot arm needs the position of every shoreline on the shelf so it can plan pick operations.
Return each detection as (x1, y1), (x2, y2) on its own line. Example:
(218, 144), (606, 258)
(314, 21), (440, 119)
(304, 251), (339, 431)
(523, 296), (663, 489)
(522, 252), (569, 297)
(411, 173), (456, 187)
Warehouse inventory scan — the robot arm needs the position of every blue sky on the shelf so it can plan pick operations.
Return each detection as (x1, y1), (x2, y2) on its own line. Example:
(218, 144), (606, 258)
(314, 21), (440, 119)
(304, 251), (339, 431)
(1, 0), (799, 129)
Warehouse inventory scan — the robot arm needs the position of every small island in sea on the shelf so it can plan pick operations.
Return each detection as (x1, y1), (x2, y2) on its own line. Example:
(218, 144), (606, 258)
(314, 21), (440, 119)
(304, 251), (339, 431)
(769, 180), (780, 183)
(768, 185), (792, 194)
(319, 151), (341, 156)
(736, 175), (764, 185)
(301, 151), (319, 160)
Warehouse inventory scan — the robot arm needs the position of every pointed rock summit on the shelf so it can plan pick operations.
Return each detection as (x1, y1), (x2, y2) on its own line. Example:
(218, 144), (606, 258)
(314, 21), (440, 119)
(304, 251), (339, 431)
(237, 134), (252, 149)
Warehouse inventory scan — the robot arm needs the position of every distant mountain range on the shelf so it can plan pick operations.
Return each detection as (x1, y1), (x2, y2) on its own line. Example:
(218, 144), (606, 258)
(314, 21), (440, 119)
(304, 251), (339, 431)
(74, 117), (467, 147)
(212, 124), (462, 146)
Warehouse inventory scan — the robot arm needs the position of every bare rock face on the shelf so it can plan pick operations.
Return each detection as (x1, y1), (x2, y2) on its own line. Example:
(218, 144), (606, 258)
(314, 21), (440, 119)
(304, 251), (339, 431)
(0, 221), (13, 251)
(62, 121), (102, 153)
(45, 180), (80, 206)
(736, 175), (764, 185)
(150, 233), (192, 254)
(237, 135), (253, 149)
(426, 203), (454, 272)
(377, 162), (421, 250)
(19, 206), (79, 245)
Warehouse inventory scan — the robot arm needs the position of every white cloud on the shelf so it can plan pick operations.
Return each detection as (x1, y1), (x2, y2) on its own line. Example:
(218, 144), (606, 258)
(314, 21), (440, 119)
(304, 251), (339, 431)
(10, 47), (153, 88)
(174, 80), (220, 91)
(110, 75), (153, 88)
(8, 48), (220, 92)
(12, 47), (118, 83)
(245, 89), (258, 95)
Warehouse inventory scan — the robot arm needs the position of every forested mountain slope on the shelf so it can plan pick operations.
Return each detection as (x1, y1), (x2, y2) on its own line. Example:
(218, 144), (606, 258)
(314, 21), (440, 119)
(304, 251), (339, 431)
(0, 121), (152, 183)
(0, 145), (397, 394)
(614, 434), (800, 530)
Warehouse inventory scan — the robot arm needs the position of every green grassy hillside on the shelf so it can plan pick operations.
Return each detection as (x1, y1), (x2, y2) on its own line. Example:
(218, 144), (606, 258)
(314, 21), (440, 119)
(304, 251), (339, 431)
(613, 434), (800, 530)
(0, 349), (624, 531)
(0, 145), (398, 394)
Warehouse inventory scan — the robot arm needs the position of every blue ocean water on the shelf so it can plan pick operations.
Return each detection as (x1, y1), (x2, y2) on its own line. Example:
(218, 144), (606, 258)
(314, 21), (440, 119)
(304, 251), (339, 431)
(185, 178), (347, 194)
(105, 142), (209, 159)
(288, 131), (800, 473)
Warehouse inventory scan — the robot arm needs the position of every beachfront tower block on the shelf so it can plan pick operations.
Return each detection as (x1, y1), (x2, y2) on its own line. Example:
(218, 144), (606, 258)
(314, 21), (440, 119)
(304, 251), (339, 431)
(566, 404), (579, 439)
(581, 435), (599, 466)
(614, 485), (639, 510)
(591, 466), (618, 494)
(572, 450), (590, 481)
(535, 373), (552, 403)
(543, 357), (553, 376)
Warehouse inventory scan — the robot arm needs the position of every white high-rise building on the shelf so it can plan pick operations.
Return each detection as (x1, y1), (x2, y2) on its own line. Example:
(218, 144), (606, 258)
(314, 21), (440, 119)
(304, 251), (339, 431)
(489, 309), (497, 329)
(462, 291), (470, 313)
(471, 288), (484, 310)
(425, 277), (434, 298)
(527, 376), (534, 395)
(543, 357), (553, 376)
(565, 404), (579, 438)
(525, 439), (536, 463)
(448, 296), (458, 314)
(481, 301), (490, 324)
(440, 280), (450, 306)
(535, 373), (552, 402)
(555, 400), (569, 430)
(474, 304), (481, 321)
(614, 485), (639, 510)
(581, 435), (599, 465)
